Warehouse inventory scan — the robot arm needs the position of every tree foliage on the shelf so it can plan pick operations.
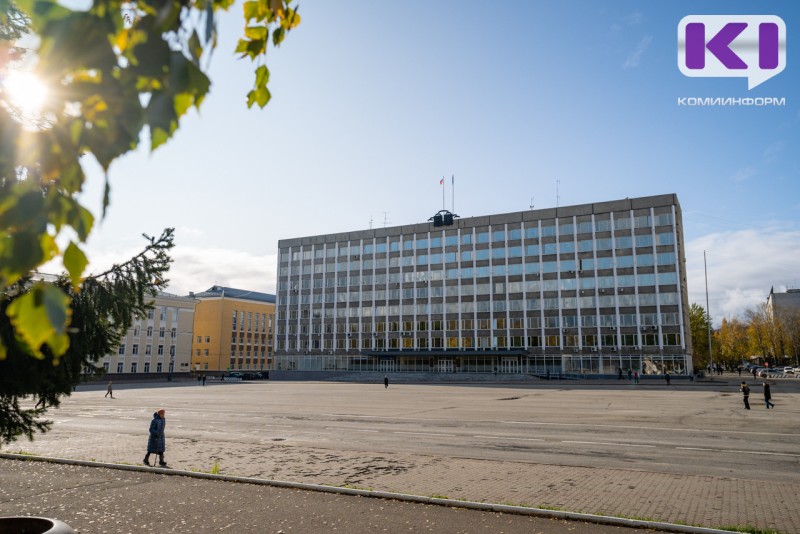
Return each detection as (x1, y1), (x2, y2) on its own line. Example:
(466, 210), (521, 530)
(0, 229), (173, 446)
(0, 0), (298, 360)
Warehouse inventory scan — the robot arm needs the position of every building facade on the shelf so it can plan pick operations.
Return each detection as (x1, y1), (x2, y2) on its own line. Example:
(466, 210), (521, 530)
(189, 286), (276, 373)
(103, 292), (197, 376)
(274, 194), (692, 376)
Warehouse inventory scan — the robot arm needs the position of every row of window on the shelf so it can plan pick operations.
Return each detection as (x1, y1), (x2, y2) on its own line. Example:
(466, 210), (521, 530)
(138, 307), (180, 322)
(230, 310), (273, 332)
(282, 214), (676, 261)
(195, 349), (269, 357)
(132, 326), (177, 338)
(278, 292), (681, 320)
(279, 312), (680, 333)
(285, 277), (679, 306)
(280, 252), (678, 277)
(118, 344), (175, 356)
(277, 332), (683, 351)
(105, 362), (165, 373)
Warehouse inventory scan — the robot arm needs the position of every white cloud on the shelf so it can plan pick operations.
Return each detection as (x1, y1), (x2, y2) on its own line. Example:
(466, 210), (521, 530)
(685, 228), (800, 324)
(622, 36), (653, 70)
(166, 246), (277, 295)
(731, 165), (757, 182)
(42, 244), (277, 297)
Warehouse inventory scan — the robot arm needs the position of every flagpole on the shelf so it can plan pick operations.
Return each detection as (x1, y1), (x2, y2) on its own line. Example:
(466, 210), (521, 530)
(442, 177), (445, 211)
(451, 174), (455, 212)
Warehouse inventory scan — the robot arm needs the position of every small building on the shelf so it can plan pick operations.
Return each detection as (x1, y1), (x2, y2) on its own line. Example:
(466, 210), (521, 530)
(189, 286), (276, 373)
(103, 292), (197, 376)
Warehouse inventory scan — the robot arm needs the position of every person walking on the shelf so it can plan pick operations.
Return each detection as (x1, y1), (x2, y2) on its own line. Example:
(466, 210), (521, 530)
(664, 372), (671, 385)
(202, 375), (206, 386)
(143, 409), (167, 466)
(740, 382), (751, 410)
(105, 381), (114, 399)
(35, 395), (46, 409)
(618, 368), (623, 380)
(384, 376), (389, 389)
(737, 366), (742, 377)
(633, 371), (639, 384)
(752, 367), (757, 380)
(627, 369), (632, 381)
(763, 383), (775, 409)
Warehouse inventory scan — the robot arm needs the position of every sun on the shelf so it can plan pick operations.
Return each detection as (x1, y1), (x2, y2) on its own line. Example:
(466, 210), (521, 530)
(1, 70), (48, 117)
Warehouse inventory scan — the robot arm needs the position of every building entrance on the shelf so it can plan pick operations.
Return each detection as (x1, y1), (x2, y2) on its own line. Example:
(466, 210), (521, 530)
(378, 359), (396, 373)
(500, 357), (519, 374)
(437, 359), (454, 373)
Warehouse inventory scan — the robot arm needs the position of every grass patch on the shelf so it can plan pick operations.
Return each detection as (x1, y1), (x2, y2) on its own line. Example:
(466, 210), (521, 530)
(11, 450), (35, 456)
(340, 484), (374, 491)
(209, 462), (220, 475)
(536, 504), (564, 511)
(428, 494), (449, 500)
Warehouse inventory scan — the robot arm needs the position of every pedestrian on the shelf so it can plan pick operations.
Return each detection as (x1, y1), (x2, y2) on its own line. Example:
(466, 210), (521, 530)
(202, 376), (206, 386)
(665, 372), (671, 385)
(763, 383), (775, 409)
(738, 366), (742, 377)
(384, 375), (389, 389)
(618, 368), (623, 380)
(633, 371), (639, 384)
(752, 367), (757, 380)
(627, 369), (632, 381)
(197, 376), (201, 384)
(143, 409), (167, 467)
(740, 382), (750, 410)
(105, 381), (114, 399)
(35, 395), (46, 409)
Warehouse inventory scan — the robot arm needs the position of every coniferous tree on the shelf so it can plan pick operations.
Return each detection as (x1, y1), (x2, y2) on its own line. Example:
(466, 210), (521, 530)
(0, 228), (173, 446)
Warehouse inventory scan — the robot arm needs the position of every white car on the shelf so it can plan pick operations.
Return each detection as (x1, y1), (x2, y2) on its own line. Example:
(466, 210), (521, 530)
(784, 367), (795, 374)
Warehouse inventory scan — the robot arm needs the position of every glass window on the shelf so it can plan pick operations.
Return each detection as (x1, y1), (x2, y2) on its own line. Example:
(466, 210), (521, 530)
(525, 227), (539, 239)
(508, 246), (522, 258)
(461, 233), (472, 245)
(491, 248), (505, 259)
(445, 236), (458, 247)
(475, 249), (490, 261)
(559, 241), (575, 254)
(541, 225), (556, 237)
(579, 240), (593, 252)
(595, 219), (611, 232)
(543, 243), (558, 255)
(616, 255), (634, 268)
(657, 232), (674, 246)
(655, 213), (673, 226)
(526, 244), (540, 256)
(615, 236), (633, 249)
(634, 215), (651, 228)
(508, 229), (522, 240)
(476, 232), (489, 244)
(657, 252), (676, 265)
(560, 223), (574, 235)
(461, 250), (472, 262)
(658, 271), (677, 285)
(430, 237), (441, 248)
(577, 221), (593, 234)
(492, 230), (505, 242)
(635, 234), (653, 248)
(595, 238), (612, 251)
(614, 217), (631, 231)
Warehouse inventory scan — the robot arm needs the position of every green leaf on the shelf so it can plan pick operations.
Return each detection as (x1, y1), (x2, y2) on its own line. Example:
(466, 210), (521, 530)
(64, 241), (88, 287)
(245, 25), (267, 40)
(243, 0), (259, 21)
(255, 86), (270, 107)
(188, 31), (202, 64)
(255, 65), (269, 88)
(6, 283), (72, 358)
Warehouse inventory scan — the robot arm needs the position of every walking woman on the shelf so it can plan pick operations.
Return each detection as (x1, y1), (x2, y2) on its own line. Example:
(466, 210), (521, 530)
(144, 409), (167, 466)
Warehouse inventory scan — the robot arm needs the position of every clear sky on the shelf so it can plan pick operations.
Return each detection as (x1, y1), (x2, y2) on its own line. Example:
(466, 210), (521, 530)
(66, 0), (800, 325)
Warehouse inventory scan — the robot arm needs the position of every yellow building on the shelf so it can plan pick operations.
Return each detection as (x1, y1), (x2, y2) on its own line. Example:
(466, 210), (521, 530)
(190, 286), (275, 373)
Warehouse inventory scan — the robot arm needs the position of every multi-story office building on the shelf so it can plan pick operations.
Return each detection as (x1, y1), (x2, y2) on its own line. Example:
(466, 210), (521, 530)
(274, 194), (692, 376)
(104, 292), (197, 376)
(189, 286), (276, 373)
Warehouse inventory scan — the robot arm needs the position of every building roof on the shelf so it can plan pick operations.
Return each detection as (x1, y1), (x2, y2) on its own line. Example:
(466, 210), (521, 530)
(190, 286), (276, 304)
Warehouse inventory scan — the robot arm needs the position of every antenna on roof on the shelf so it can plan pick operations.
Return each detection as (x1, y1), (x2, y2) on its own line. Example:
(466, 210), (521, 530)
(556, 180), (561, 208)
(369, 214), (373, 229)
(529, 197), (534, 210)
(382, 211), (390, 228)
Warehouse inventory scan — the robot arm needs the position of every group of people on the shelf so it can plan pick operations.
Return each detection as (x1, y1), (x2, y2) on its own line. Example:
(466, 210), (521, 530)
(740, 382), (775, 410)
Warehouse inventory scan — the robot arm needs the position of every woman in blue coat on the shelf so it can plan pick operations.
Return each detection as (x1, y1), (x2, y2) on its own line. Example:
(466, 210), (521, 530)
(143, 409), (167, 466)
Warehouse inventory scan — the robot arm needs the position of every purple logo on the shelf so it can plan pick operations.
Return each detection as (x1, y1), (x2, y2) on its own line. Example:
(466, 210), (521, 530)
(678, 15), (786, 89)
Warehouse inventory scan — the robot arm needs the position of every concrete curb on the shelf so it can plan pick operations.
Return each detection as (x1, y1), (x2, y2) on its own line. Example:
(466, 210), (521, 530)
(0, 453), (740, 534)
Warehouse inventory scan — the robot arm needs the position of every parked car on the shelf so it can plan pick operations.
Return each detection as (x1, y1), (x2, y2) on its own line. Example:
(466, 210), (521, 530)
(794, 367), (800, 374)
(783, 367), (795, 374)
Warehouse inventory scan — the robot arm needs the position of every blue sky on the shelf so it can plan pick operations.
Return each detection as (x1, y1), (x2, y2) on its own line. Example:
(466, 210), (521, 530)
(69, 1), (799, 324)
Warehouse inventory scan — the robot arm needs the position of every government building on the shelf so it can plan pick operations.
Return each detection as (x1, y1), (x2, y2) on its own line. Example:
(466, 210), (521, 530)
(273, 194), (692, 376)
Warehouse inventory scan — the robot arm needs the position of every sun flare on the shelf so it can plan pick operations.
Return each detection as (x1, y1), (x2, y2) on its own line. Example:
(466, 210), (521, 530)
(1, 70), (48, 116)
